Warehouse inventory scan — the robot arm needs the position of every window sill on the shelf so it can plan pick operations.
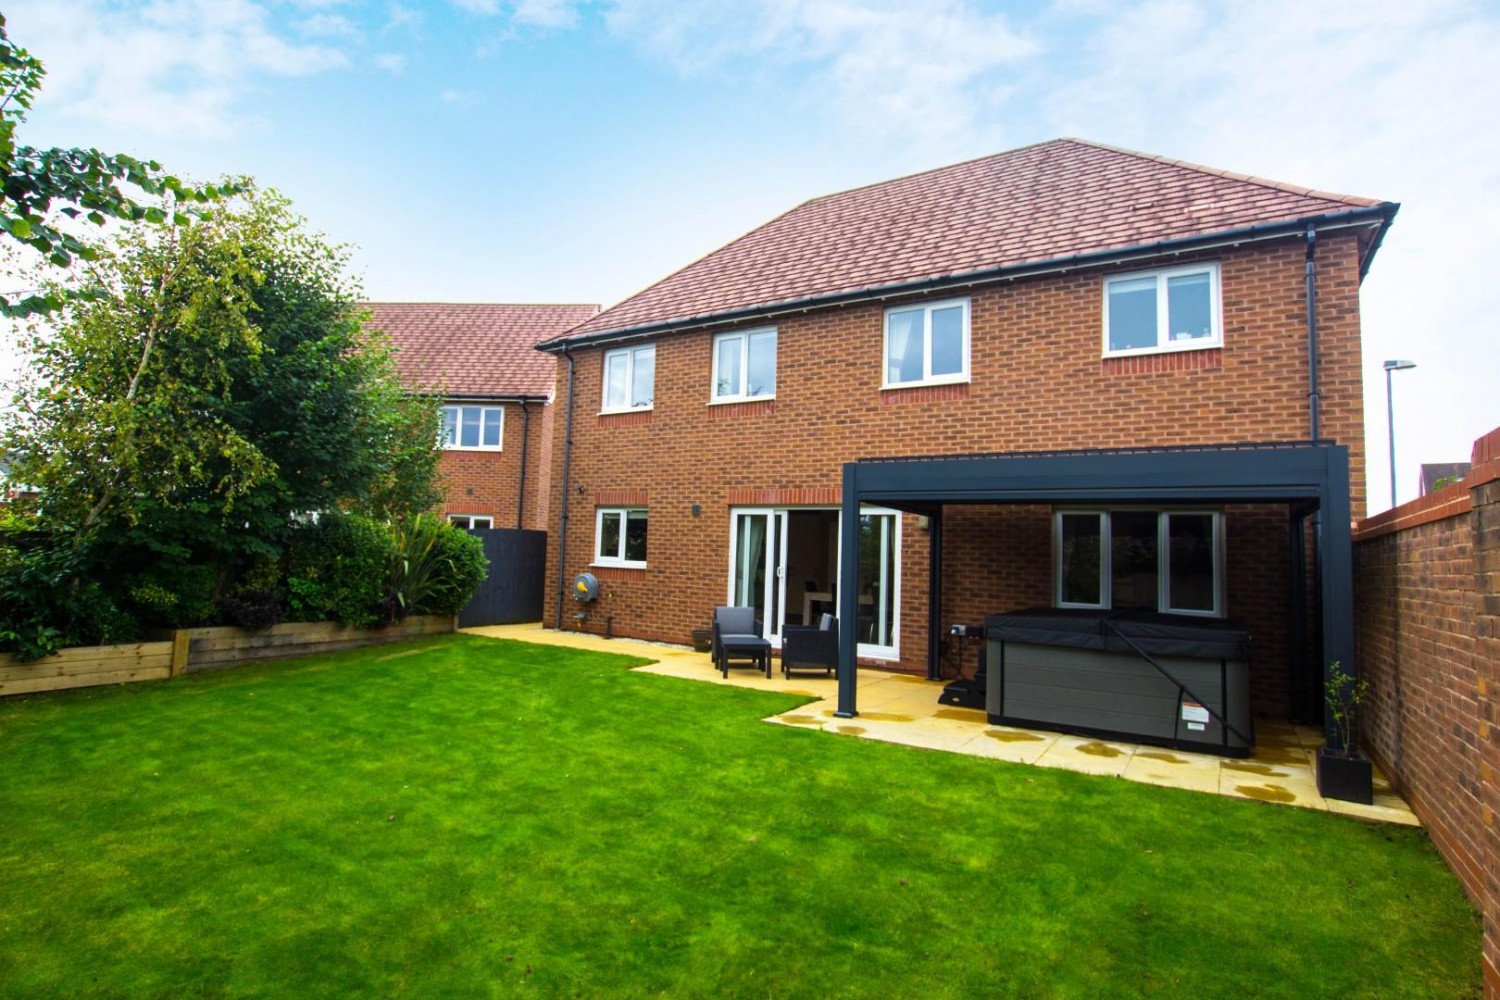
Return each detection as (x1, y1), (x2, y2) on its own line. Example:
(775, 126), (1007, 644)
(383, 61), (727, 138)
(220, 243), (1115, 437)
(708, 394), (775, 406)
(592, 560), (647, 571)
(598, 406), (654, 417)
(880, 374), (969, 392)
(442, 445), (504, 452)
(1103, 339), (1221, 360)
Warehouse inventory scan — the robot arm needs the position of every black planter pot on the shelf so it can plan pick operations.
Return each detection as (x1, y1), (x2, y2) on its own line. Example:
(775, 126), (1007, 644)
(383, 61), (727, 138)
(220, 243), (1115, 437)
(1316, 748), (1373, 804)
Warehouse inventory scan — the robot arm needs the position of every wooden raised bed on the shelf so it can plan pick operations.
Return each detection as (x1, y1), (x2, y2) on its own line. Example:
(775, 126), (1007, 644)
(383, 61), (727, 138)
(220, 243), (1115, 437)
(0, 615), (455, 696)
(0, 641), (175, 696)
(178, 615), (454, 673)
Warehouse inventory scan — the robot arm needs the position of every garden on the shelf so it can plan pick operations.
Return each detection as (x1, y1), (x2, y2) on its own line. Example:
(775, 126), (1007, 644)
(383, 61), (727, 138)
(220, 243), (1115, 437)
(0, 635), (1481, 997)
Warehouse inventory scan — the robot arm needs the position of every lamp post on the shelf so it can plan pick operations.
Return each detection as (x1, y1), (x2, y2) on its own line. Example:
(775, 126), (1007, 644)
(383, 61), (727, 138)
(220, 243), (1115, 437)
(1383, 359), (1416, 509)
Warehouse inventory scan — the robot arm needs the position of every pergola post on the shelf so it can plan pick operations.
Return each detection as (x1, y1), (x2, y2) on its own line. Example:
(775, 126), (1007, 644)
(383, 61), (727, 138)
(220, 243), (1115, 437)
(835, 462), (861, 718)
(927, 509), (944, 681)
(1318, 454), (1355, 748)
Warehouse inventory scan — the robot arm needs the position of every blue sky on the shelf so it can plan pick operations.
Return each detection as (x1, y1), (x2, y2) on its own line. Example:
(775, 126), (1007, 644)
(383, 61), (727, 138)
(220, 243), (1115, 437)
(4, 0), (1498, 511)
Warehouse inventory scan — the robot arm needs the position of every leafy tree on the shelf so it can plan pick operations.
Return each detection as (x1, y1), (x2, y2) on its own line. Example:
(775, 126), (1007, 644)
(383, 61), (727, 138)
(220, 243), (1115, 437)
(5, 210), (271, 542)
(3, 185), (442, 632)
(0, 13), (231, 316)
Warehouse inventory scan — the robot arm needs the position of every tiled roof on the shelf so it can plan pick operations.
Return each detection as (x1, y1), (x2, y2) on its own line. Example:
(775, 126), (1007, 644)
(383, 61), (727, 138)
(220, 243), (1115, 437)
(552, 138), (1393, 344)
(365, 302), (598, 397)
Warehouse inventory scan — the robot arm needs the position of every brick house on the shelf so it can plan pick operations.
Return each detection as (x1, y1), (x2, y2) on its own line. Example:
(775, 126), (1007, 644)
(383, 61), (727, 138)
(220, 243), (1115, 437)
(367, 302), (597, 531)
(537, 138), (1396, 729)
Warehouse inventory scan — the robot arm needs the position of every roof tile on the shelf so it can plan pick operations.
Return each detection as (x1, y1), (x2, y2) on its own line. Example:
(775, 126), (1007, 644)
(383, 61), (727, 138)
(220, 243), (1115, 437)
(365, 302), (598, 397)
(552, 139), (1390, 344)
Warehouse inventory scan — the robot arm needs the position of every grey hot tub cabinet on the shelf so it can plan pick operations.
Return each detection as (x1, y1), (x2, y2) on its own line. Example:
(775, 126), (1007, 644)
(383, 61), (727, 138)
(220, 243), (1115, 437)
(984, 608), (1253, 757)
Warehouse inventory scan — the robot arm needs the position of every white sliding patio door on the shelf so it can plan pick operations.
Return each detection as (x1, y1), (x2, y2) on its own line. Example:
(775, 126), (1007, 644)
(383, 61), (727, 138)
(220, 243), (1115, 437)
(728, 509), (788, 643)
(727, 506), (900, 658)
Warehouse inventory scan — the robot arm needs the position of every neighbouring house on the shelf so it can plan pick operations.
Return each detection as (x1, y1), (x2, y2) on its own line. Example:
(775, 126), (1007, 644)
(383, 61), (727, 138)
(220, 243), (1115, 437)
(366, 302), (598, 531)
(537, 138), (1397, 735)
(1420, 461), (1471, 496)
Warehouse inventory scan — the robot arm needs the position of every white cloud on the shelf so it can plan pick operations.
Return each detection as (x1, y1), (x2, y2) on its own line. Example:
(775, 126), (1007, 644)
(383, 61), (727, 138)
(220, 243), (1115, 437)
(296, 13), (361, 38)
(451, 0), (503, 14)
(6, 0), (348, 139)
(373, 52), (407, 73)
(383, 2), (423, 33)
(514, 0), (582, 28)
(604, 0), (1037, 151)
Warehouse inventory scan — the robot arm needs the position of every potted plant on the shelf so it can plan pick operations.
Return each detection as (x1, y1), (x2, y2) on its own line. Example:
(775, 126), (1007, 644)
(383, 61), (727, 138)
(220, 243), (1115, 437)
(1316, 660), (1373, 804)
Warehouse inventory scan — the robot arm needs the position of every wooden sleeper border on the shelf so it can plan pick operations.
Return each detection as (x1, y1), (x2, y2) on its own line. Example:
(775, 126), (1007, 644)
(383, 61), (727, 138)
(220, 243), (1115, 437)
(0, 616), (456, 697)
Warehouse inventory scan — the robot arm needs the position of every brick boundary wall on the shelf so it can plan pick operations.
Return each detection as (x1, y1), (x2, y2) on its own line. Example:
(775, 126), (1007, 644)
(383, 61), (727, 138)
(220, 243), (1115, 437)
(1353, 427), (1500, 997)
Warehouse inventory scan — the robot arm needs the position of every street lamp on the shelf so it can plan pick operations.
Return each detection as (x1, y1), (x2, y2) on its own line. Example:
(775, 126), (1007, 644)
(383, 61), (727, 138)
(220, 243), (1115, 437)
(1383, 359), (1416, 509)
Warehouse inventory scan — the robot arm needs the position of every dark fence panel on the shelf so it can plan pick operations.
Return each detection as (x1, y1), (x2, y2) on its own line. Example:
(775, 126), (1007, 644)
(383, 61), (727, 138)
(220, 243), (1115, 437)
(458, 529), (547, 627)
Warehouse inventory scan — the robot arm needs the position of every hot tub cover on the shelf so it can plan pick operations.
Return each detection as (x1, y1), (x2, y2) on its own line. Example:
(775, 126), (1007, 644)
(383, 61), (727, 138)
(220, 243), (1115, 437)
(985, 607), (1250, 661)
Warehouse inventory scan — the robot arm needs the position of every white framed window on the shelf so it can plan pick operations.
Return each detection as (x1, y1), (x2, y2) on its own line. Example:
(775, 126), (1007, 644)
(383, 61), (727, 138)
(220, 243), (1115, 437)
(1103, 262), (1221, 357)
(448, 514), (493, 530)
(883, 298), (970, 388)
(602, 344), (655, 412)
(441, 404), (504, 450)
(595, 507), (648, 567)
(1054, 508), (1224, 617)
(712, 327), (777, 402)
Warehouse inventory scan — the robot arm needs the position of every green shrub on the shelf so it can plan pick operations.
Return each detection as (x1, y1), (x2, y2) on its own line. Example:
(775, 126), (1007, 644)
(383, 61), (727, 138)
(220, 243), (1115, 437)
(217, 557), (284, 630)
(390, 515), (488, 617)
(125, 562), (218, 629)
(0, 540), (137, 660)
(284, 513), (395, 627)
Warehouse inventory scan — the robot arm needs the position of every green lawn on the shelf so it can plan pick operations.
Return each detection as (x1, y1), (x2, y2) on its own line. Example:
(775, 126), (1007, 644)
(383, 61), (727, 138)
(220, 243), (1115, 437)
(0, 634), (1480, 998)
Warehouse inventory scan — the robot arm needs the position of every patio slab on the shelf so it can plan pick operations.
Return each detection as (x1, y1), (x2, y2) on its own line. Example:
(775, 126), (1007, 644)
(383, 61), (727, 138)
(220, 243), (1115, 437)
(465, 624), (1418, 825)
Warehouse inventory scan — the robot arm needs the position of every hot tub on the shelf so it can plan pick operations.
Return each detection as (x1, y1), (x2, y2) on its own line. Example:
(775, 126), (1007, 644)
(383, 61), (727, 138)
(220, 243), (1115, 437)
(985, 607), (1253, 757)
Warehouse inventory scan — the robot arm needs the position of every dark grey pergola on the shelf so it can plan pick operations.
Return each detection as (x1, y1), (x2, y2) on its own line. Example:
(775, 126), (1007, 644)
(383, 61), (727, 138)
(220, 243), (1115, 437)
(834, 441), (1352, 746)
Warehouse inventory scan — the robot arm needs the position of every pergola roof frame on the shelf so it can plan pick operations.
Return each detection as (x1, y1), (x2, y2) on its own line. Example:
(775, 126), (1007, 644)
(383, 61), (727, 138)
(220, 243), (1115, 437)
(834, 441), (1352, 748)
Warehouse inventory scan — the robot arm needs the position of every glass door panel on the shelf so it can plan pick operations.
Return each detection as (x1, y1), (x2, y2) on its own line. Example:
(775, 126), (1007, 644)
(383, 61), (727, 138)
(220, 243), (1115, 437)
(855, 509), (899, 657)
(729, 509), (788, 643)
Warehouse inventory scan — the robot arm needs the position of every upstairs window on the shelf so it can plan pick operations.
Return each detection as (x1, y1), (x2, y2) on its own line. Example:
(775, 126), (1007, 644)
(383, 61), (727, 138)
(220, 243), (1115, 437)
(441, 404), (503, 450)
(713, 327), (777, 402)
(602, 343), (655, 412)
(595, 508), (648, 567)
(1103, 263), (1220, 356)
(448, 514), (493, 530)
(884, 298), (970, 388)
(1055, 509), (1223, 616)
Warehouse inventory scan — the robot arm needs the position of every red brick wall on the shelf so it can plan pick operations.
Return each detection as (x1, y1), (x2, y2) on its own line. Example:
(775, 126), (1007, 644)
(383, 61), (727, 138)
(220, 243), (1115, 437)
(1354, 427), (1500, 997)
(545, 234), (1368, 686)
(437, 400), (551, 532)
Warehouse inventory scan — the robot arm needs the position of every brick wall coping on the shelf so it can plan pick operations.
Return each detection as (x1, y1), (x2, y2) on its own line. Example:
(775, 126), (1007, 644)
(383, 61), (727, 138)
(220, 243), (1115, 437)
(1354, 426), (1500, 542)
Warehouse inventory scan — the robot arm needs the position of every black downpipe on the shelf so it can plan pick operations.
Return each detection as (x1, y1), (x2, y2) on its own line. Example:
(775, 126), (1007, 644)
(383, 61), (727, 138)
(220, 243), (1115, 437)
(516, 401), (530, 529)
(555, 349), (577, 629)
(1305, 224), (1319, 440)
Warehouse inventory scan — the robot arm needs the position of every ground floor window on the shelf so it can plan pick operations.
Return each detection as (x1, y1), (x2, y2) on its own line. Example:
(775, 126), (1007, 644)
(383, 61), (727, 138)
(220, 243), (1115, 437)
(448, 514), (493, 530)
(1055, 508), (1222, 616)
(595, 508), (648, 567)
